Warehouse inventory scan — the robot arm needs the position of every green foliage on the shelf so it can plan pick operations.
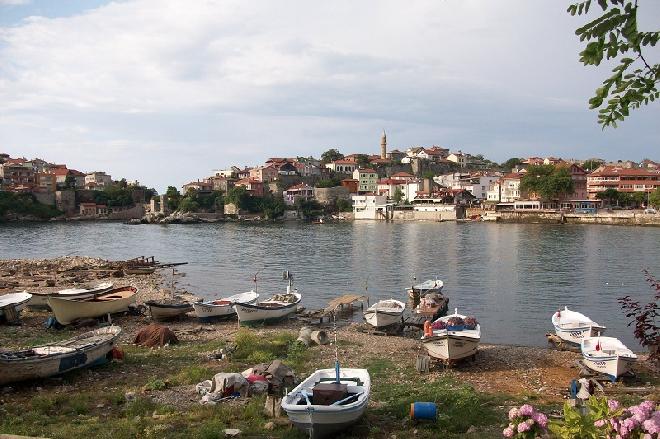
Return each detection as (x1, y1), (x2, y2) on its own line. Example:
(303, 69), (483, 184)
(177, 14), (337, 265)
(224, 186), (249, 209)
(354, 154), (371, 169)
(392, 187), (404, 203)
(320, 148), (344, 163)
(421, 170), (435, 179)
(596, 188), (647, 207)
(0, 191), (61, 220)
(336, 198), (352, 212)
(650, 187), (660, 207)
(520, 165), (575, 200)
(64, 174), (76, 189)
(295, 198), (323, 218)
(165, 186), (181, 211)
(501, 157), (523, 171)
(549, 396), (616, 439)
(144, 377), (168, 391)
(315, 177), (342, 188)
(582, 159), (604, 171)
(568, 0), (659, 127)
(259, 195), (285, 219)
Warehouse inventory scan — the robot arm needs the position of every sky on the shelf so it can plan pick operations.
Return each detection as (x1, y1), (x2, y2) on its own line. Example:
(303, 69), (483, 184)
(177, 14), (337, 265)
(0, 0), (658, 192)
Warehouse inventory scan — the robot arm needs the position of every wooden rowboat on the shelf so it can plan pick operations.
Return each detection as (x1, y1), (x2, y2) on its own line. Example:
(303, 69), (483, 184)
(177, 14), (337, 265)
(193, 291), (259, 321)
(48, 286), (137, 325)
(27, 282), (114, 309)
(0, 292), (32, 321)
(124, 267), (156, 275)
(145, 300), (193, 321)
(0, 326), (122, 385)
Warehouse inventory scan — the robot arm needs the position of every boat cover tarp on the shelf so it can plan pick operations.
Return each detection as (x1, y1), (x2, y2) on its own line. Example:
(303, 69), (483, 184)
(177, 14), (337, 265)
(133, 323), (178, 347)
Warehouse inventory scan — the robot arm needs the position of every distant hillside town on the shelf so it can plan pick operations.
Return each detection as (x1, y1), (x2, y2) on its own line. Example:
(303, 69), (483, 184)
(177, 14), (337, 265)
(1, 132), (659, 221)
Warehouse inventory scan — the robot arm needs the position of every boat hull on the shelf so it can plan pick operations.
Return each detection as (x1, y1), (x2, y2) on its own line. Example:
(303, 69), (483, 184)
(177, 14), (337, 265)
(193, 302), (237, 320)
(286, 404), (367, 439)
(363, 310), (403, 328)
(27, 283), (114, 309)
(0, 326), (121, 385)
(234, 301), (299, 326)
(49, 288), (137, 325)
(0, 293), (31, 318)
(581, 355), (636, 381)
(146, 303), (192, 321)
(421, 333), (480, 361)
(554, 325), (606, 345)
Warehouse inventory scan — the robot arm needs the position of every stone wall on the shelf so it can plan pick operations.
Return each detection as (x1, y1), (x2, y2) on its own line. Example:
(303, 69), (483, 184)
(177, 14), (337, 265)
(108, 204), (145, 220)
(498, 211), (660, 226)
(314, 186), (350, 205)
(33, 191), (55, 206)
(391, 209), (459, 221)
(55, 190), (76, 216)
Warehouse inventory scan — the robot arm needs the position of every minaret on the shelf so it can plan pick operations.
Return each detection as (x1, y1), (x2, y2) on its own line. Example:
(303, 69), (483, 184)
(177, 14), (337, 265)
(380, 130), (387, 159)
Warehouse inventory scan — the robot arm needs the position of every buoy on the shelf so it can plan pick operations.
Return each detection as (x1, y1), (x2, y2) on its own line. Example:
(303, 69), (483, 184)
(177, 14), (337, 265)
(410, 402), (437, 421)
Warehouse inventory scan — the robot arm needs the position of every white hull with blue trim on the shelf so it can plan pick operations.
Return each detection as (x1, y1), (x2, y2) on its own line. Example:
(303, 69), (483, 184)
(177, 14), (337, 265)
(281, 368), (370, 439)
(234, 292), (301, 326)
(581, 337), (637, 380)
(421, 310), (480, 362)
(193, 291), (259, 320)
(552, 307), (606, 345)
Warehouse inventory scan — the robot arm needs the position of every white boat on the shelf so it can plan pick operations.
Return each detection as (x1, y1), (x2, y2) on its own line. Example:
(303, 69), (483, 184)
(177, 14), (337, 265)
(27, 282), (114, 309)
(193, 291), (259, 321)
(145, 300), (193, 321)
(234, 292), (301, 326)
(421, 309), (481, 363)
(363, 299), (405, 328)
(581, 336), (637, 381)
(407, 278), (444, 300)
(48, 286), (137, 325)
(281, 368), (370, 439)
(0, 292), (32, 320)
(552, 306), (606, 345)
(0, 326), (122, 385)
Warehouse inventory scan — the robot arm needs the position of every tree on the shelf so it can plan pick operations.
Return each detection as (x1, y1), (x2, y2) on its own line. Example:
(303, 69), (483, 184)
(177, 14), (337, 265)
(568, 1), (659, 128)
(336, 198), (352, 212)
(501, 158), (523, 171)
(64, 174), (77, 189)
(596, 187), (621, 205)
(224, 186), (249, 209)
(320, 148), (344, 163)
(520, 165), (575, 200)
(393, 187), (404, 204)
(178, 197), (200, 213)
(354, 154), (371, 169)
(649, 188), (660, 207)
(165, 186), (181, 211)
(618, 269), (659, 363)
(315, 177), (342, 188)
(260, 196), (285, 219)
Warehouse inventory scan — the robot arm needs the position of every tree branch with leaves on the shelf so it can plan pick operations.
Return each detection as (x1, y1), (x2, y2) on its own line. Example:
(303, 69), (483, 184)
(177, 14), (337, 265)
(568, 0), (659, 127)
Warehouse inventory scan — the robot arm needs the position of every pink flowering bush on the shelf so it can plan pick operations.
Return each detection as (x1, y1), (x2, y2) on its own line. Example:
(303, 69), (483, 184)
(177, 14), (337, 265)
(503, 404), (548, 438)
(597, 399), (659, 438)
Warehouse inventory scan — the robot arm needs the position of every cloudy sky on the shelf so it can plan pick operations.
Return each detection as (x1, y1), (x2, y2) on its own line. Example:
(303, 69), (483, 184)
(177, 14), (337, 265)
(1, 0), (658, 191)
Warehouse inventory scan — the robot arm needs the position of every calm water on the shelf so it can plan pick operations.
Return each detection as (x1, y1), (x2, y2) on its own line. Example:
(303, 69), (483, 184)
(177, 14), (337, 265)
(1, 221), (659, 348)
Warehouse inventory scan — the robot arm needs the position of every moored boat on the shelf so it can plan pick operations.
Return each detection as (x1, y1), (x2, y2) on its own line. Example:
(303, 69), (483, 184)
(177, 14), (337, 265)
(581, 336), (637, 381)
(413, 293), (449, 320)
(421, 309), (481, 363)
(145, 300), (193, 321)
(48, 286), (137, 325)
(363, 299), (405, 328)
(0, 326), (122, 385)
(407, 278), (444, 301)
(552, 306), (606, 345)
(234, 292), (301, 326)
(281, 368), (371, 439)
(193, 291), (259, 321)
(27, 282), (114, 309)
(0, 292), (32, 321)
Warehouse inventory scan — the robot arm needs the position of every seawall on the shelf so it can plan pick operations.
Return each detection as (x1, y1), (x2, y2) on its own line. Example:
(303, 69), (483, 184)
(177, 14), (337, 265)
(497, 211), (660, 226)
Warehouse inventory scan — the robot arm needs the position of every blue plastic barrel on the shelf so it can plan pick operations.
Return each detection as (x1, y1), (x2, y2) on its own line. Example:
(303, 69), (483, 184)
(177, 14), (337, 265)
(410, 402), (437, 420)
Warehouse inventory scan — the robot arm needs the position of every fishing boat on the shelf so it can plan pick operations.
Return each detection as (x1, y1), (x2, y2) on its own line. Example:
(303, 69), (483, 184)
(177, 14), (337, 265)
(421, 309), (481, 363)
(551, 306), (606, 345)
(0, 326), (122, 385)
(281, 368), (371, 438)
(234, 273), (300, 326)
(581, 336), (637, 381)
(413, 293), (449, 320)
(124, 267), (156, 275)
(0, 292), (32, 320)
(27, 282), (114, 309)
(407, 278), (444, 301)
(145, 300), (193, 321)
(193, 291), (259, 321)
(48, 286), (137, 325)
(363, 299), (405, 328)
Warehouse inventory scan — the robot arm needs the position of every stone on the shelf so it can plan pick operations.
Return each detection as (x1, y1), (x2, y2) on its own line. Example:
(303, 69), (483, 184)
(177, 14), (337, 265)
(224, 429), (241, 437)
(125, 391), (136, 401)
(263, 422), (275, 431)
(467, 426), (476, 434)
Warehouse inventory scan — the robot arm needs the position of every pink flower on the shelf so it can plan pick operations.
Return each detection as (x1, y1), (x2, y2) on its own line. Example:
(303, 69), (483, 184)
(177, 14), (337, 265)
(594, 419), (607, 428)
(533, 412), (548, 429)
(608, 400), (621, 412)
(517, 421), (531, 433)
(502, 427), (514, 438)
(519, 404), (534, 417)
(508, 407), (520, 420)
(643, 416), (660, 435)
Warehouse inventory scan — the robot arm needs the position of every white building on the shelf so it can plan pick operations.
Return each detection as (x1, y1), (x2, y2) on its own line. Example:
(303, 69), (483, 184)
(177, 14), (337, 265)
(377, 178), (423, 202)
(352, 195), (389, 219)
(84, 171), (112, 189)
(325, 159), (358, 174)
(447, 152), (468, 167)
(434, 172), (499, 200)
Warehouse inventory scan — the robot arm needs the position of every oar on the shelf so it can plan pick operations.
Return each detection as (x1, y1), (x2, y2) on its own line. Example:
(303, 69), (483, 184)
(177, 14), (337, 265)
(331, 391), (365, 406)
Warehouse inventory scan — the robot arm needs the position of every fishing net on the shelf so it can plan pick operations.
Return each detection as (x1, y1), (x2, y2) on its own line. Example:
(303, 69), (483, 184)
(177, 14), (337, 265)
(133, 323), (178, 347)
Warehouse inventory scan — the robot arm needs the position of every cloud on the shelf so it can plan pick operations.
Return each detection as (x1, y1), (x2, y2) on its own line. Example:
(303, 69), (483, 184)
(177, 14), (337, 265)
(0, 0), (30, 5)
(0, 0), (658, 191)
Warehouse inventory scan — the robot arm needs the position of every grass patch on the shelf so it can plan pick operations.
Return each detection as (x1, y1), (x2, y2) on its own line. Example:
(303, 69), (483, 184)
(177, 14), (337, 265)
(170, 365), (215, 386)
(144, 377), (169, 391)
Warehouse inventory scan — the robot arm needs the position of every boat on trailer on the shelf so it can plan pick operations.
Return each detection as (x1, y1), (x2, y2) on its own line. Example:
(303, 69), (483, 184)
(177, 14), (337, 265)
(0, 326), (122, 385)
(581, 336), (637, 381)
(48, 286), (137, 325)
(363, 299), (405, 328)
(421, 308), (481, 364)
(193, 291), (259, 321)
(552, 306), (606, 345)
(27, 282), (114, 309)
(281, 368), (370, 438)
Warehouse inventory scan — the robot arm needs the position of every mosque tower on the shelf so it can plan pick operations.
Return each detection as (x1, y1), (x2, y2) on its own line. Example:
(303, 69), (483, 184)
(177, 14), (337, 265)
(380, 130), (387, 159)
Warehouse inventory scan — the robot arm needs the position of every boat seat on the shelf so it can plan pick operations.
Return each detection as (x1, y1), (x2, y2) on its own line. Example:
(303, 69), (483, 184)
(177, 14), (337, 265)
(318, 377), (363, 386)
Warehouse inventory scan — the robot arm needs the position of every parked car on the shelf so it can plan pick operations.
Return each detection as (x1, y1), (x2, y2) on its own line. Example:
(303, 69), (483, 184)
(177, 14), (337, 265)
(644, 208), (658, 214)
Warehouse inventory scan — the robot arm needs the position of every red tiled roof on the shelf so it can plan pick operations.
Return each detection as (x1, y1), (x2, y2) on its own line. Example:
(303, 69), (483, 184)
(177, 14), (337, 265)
(589, 166), (660, 177)
(356, 168), (376, 173)
(391, 172), (414, 178)
(503, 172), (524, 179)
(378, 178), (407, 185)
(51, 168), (70, 176)
(332, 159), (356, 165)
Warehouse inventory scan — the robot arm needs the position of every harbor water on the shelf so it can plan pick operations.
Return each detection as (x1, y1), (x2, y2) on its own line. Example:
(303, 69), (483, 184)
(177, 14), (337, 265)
(1, 221), (659, 348)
